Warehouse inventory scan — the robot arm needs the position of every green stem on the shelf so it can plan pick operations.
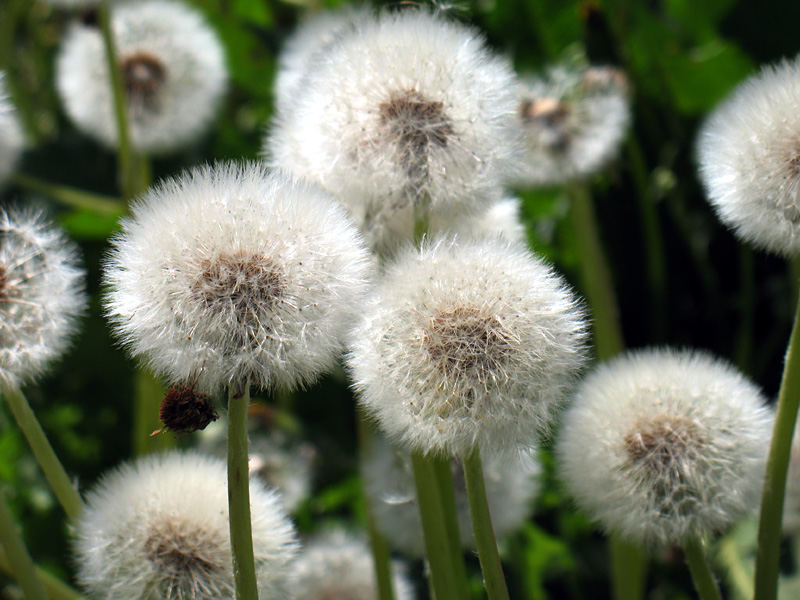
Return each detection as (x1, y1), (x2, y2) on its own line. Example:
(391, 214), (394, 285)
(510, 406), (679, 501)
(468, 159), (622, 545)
(754, 286), (800, 600)
(463, 448), (510, 600)
(0, 487), (49, 600)
(10, 173), (123, 215)
(98, 0), (135, 202)
(3, 387), (83, 521)
(411, 451), (465, 600)
(356, 413), (396, 600)
(132, 368), (173, 456)
(567, 183), (624, 358)
(610, 537), (647, 600)
(430, 455), (469, 597)
(0, 546), (87, 600)
(684, 538), (723, 600)
(228, 383), (258, 600)
(716, 522), (755, 600)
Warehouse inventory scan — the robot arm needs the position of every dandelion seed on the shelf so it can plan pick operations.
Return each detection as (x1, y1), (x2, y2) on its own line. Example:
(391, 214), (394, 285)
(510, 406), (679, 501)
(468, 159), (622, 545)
(0, 73), (24, 186)
(266, 9), (522, 251)
(292, 529), (414, 600)
(557, 348), (772, 547)
(513, 64), (630, 185)
(104, 162), (372, 394)
(348, 235), (587, 456)
(73, 451), (298, 600)
(0, 208), (86, 391)
(697, 56), (800, 255)
(56, 0), (227, 154)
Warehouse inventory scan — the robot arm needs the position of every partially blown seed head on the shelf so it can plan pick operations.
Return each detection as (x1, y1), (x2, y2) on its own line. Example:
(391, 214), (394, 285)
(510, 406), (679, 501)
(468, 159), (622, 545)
(557, 348), (772, 547)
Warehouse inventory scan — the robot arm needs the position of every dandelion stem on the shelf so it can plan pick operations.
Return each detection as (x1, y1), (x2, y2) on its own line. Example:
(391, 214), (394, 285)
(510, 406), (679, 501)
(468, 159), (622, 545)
(98, 0), (136, 202)
(684, 537), (723, 600)
(356, 412), (397, 600)
(10, 173), (123, 215)
(227, 382), (259, 600)
(411, 451), (468, 600)
(0, 487), (49, 600)
(754, 284), (800, 600)
(463, 447), (510, 600)
(0, 545), (87, 600)
(3, 387), (83, 521)
(430, 455), (469, 595)
(133, 368), (173, 456)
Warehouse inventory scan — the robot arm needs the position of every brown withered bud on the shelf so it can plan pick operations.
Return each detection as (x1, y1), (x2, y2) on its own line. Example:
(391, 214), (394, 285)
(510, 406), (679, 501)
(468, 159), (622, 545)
(152, 385), (219, 436)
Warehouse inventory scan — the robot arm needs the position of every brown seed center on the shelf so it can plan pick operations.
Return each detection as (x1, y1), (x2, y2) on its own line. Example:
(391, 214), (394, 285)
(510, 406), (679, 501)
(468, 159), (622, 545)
(423, 306), (513, 386)
(157, 386), (219, 435)
(121, 52), (167, 103)
(379, 89), (453, 181)
(624, 415), (703, 473)
(144, 521), (220, 579)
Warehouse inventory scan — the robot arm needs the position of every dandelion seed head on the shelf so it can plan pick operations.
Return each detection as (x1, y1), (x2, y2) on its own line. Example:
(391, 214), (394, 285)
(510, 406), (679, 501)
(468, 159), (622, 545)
(56, 0), (227, 153)
(557, 348), (772, 547)
(73, 450), (298, 600)
(0, 208), (86, 391)
(697, 56), (800, 255)
(348, 236), (587, 456)
(104, 162), (372, 394)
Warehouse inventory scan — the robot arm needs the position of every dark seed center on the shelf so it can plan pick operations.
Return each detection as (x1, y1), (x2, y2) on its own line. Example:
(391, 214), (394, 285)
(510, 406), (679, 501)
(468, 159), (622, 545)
(121, 52), (167, 102)
(624, 415), (703, 473)
(144, 522), (220, 578)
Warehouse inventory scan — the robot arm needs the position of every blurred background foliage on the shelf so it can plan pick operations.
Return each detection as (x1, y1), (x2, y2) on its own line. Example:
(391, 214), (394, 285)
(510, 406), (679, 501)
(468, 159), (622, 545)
(1, 0), (800, 598)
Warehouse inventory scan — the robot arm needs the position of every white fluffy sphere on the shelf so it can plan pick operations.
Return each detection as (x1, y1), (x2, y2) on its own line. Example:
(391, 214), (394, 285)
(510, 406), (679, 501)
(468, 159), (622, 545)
(558, 348), (772, 547)
(697, 56), (800, 256)
(0, 208), (86, 390)
(362, 435), (540, 556)
(348, 236), (588, 456)
(73, 451), (298, 599)
(292, 529), (414, 600)
(0, 73), (24, 185)
(104, 162), (372, 394)
(56, 0), (227, 154)
(513, 64), (630, 186)
(266, 9), (522, 252)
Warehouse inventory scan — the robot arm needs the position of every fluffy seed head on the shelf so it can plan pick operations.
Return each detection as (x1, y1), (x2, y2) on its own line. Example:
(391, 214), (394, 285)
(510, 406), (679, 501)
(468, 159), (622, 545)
(73, 451), (298, 599)
(292, 529), (414, 600)
(0, 208), (86, 391)
(362, 436), (540, 556)
(513, 64), (630, 185)
(697, 56), (800, 256)
(348, 236), (588, 456)
(0, 73), (24, 186)
(557, 348), (772, 547)
(266, 9), (523, 252)
(104, 162), (372, 394)
(56, 0), (227, 153)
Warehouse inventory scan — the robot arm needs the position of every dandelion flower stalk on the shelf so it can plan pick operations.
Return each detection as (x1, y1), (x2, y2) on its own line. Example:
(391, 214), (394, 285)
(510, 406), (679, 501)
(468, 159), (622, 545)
(3, 387), (84, 520)
(10, 173), (123, 216)
(684, 538), (724, 600)
(0, 487), (48, 600)
(754, 289), (800, 600)
(463, 448), (510, 600)
(0, 545), (87, 600)
(227, 382), (258, 600)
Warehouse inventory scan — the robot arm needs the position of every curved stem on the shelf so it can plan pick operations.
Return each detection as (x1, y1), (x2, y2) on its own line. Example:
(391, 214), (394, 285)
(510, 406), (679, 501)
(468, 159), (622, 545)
(410, 451), (467, 600)
(684, 537), (723, 600)
(0, 545), (87, 600)
(463, 448), (510, 600)
(10, 173), (123, 215)
(356, 413), (397, 600)
(0, 487), (48, 600)
(754, 285), (800, 600)
(3, 387), (83, 521)
(227, 382), (258, 600)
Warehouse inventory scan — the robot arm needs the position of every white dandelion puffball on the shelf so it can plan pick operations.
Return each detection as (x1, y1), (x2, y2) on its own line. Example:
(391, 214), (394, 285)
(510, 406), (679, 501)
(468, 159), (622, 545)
(697, 56), (800, 256)
(273, 6), (372, 115)
(348, 236), (588, 456)
(433, 196), (527, 244)
(558, 348), (772, 547)
(0, 73), (24, 185)
(513, 65), (630, 186)
(266, 9), (522, 252)
(0, 208), (86, 391)
(104, 162), (372, 394)
(292, 529), (414, 600)
(73, 451), (298, 600)
(362, 435), (540, 556)
(56, 0), (227, 154)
